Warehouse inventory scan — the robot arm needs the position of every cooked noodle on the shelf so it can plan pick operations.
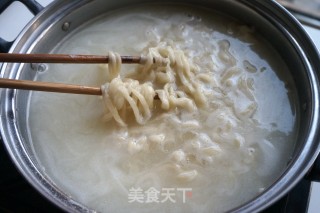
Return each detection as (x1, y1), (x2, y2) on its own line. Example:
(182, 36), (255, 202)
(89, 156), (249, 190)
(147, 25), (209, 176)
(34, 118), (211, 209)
(29, 6), (296, 213)
(101, 43), (210, 126)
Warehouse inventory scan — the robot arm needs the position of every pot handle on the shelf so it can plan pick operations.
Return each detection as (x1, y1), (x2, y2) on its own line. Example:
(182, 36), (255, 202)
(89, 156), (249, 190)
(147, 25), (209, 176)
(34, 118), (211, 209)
(306, 154), (320, 182)
(0, 0), (44, 53)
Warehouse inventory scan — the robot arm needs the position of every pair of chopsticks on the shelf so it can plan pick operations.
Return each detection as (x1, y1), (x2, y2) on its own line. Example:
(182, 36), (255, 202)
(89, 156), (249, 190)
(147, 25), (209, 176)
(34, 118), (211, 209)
(0, 53), (146, 95)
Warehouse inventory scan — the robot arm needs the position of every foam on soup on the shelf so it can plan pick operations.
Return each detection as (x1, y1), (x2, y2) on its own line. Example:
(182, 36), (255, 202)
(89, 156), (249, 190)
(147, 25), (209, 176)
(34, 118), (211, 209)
(28, 4), (297, 213)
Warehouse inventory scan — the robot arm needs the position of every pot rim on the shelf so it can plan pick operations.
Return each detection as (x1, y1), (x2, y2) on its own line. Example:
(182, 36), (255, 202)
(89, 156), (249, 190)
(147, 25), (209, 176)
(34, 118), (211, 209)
(1, 0), (320, 212)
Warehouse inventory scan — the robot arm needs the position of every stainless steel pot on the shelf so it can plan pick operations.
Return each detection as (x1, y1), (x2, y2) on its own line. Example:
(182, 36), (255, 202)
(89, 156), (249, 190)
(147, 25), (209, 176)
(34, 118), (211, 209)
(1, 0), (320, 212)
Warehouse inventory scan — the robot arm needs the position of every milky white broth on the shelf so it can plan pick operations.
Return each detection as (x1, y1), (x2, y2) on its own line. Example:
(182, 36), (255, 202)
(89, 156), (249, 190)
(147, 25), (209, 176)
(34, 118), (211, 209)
(28, 5), (297, 213)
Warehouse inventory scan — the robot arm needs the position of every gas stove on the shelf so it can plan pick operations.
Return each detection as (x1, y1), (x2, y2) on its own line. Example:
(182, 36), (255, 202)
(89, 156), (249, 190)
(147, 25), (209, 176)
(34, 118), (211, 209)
(0, 0), (319, 212)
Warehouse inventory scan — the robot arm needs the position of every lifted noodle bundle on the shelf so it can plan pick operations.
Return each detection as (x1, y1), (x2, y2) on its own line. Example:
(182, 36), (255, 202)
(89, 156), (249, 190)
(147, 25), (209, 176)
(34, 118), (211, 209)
(101, 43), (209, 126)
(101, 78), (155, 126)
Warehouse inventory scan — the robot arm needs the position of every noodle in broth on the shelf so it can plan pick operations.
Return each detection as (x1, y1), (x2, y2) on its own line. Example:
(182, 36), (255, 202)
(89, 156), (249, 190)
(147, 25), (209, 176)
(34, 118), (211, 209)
(29, 5), (297, 213)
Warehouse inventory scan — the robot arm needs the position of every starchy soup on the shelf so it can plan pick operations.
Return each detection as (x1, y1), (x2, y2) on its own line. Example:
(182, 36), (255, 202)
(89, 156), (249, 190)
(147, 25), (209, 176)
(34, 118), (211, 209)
(28, 4), (297, 212)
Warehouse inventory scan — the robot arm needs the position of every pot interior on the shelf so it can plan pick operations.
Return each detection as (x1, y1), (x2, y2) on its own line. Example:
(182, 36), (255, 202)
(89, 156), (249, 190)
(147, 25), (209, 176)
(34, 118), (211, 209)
(1, 0), (320, 212)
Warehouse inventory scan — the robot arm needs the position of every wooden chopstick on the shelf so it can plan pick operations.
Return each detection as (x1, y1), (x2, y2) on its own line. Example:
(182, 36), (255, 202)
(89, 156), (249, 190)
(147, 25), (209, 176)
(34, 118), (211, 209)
(0, 78), (102, 95)
(0, 78), (162, 99)
(0, 53), (145, 64)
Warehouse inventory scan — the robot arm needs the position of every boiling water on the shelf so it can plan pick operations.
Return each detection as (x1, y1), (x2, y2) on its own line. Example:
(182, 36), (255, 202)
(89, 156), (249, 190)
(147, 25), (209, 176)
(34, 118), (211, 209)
(28, 5), (297, 213)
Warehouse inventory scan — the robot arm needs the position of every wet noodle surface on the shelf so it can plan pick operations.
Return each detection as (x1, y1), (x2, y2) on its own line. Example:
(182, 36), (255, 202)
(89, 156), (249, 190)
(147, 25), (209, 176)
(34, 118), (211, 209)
(29, 5), (297, 213)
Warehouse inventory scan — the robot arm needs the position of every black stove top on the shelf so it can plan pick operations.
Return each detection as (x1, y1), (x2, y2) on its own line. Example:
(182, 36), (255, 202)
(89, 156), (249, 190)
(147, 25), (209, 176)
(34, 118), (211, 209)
(0, 143), (63, 213)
